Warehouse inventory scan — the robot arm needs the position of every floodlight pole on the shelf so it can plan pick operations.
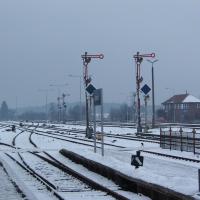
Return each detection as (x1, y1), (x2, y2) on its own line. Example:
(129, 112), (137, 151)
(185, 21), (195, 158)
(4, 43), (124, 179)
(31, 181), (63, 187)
(133, 52), (155, 133)
(81, 52), (104, 138)
(147, 59), (158, 128)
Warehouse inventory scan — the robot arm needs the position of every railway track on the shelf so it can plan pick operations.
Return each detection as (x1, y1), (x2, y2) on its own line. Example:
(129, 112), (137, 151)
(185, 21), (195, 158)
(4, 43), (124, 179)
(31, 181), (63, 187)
(2, 122), (159, 152)
(2, 124), (136, 200)
(19, 124), (200, 164)
(27, 125), (200, 166)
(141, 150), (200, 163)
(26, 127), (126, 149)
(33, 126), (200, 164)
(3, 122), (125, 149)
(8, 121), (200, 146)
(5, 153), (66, 200)
(0, 125), (65, 199)
(12, 124), (33, 146)
(1, 122), (199, 200)
(37, 126), (160, 145)
(0, 143), (60, 199)
(0, 162), (25, 200)
(3, 123), (200, 165)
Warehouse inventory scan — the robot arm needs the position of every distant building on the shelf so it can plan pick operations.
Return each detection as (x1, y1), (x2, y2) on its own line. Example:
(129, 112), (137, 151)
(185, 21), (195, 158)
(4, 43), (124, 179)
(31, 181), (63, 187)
(162, 93), (200, 123)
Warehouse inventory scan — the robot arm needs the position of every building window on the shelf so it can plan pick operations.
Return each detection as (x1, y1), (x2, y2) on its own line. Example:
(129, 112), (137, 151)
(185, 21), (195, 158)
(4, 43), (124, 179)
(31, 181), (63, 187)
(180, 104), (184, 110)
(184, 103), (189, 109)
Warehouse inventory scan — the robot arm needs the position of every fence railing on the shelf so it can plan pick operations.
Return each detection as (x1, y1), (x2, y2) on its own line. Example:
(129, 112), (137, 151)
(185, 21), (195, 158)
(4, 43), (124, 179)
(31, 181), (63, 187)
(160, 127), (200, 154)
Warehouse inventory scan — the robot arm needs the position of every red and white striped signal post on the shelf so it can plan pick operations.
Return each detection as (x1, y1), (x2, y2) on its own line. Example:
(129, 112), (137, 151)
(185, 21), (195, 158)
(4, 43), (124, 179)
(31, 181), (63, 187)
(133, 52), (155, 133)
(81, 52), (104, 138)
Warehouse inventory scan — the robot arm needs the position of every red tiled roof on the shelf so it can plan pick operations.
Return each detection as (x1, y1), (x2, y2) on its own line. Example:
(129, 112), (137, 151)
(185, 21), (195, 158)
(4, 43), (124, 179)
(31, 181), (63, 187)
(162, 94), (188, 104)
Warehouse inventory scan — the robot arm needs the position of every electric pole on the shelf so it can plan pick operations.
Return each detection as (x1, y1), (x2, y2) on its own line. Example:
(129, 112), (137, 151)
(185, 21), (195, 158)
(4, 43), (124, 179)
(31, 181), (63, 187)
(147, 59), (158, 128)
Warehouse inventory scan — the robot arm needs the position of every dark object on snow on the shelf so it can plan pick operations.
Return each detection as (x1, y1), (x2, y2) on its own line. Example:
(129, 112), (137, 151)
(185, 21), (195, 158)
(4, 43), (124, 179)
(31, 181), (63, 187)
(19, 122), (23, 127)
(11, 125), (16, 132)
(131, 150), (144, 169)
(86, 127), (93, 139)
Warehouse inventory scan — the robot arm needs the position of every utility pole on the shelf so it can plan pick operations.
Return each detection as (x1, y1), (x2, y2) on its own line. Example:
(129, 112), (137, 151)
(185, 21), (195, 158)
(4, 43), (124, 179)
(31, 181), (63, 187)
(49, 83), (68, 123)
(81, 52), (104, 138)
(62, 93), (70, 122)
(57, 97), (61, 122)
(147, 59), (158, 128)
(62, 93), (66, 122)
(133, 52), (155, 133)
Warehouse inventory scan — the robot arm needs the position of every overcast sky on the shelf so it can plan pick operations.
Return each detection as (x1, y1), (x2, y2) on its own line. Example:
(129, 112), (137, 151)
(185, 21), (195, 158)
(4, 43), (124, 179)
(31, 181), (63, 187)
(0, 0), (200, 108)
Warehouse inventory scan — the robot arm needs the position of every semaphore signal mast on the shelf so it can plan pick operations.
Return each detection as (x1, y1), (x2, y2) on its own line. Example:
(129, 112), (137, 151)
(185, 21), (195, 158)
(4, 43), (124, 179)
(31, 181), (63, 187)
(133, 52), (155, 133)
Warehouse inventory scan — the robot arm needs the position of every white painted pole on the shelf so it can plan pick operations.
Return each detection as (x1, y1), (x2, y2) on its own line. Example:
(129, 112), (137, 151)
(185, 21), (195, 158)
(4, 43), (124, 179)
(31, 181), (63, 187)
(101, 89), (104, 156)
(93, 95), (97, 153)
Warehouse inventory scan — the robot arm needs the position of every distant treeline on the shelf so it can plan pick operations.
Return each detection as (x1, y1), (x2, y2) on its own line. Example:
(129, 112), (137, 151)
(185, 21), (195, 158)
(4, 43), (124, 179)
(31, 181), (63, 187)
(0, 100), (164, 122)
(0, 100), (136, 122)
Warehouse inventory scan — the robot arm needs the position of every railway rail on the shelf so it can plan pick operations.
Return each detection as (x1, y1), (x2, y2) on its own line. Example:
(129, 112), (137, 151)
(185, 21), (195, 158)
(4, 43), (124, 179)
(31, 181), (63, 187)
(5, 153), (66, 200)
(0, 162), (25, 200)
(0, 124), (133, 200)
(141, 150), (200, 163)
(1, 122), (199, 200)
(27, 125), (200, 166)
(34, 129), (126, 148)
(10, 123), (200, 164)
(38, 126), (160, 145)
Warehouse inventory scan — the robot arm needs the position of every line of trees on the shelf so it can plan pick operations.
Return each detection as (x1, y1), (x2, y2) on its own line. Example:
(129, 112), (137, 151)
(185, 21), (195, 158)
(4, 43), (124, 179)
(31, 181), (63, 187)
(0, 101), (46, 121)
(48, 103), (86, 121)
(0, 100), (137, 122)
(0, 100), (163, 123)
(0, 101), (86, 122)
(109, 103), (136, 122)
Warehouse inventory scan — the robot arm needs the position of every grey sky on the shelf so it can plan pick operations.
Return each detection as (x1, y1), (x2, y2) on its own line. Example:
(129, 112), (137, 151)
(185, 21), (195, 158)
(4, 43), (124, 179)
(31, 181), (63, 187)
(0, 0), (200, 108)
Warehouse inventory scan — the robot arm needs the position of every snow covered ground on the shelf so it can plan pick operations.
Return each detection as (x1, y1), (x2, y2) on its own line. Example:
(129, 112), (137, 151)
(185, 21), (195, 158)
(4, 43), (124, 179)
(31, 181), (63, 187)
(0, 164), (24, 200)
(0, 122), (200, 199)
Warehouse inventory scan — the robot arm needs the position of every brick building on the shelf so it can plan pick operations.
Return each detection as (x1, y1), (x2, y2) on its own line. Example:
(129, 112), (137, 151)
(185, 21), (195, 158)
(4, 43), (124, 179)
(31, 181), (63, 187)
(162, 94), (200, 123)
